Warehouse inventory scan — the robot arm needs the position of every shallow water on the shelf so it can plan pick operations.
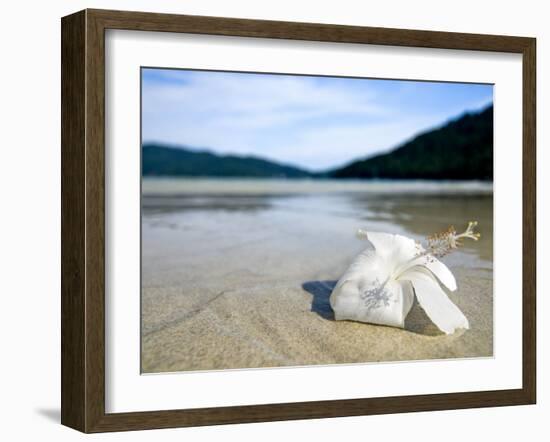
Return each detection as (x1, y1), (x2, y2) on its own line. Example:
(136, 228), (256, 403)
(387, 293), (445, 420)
(141, 178), (493, 373)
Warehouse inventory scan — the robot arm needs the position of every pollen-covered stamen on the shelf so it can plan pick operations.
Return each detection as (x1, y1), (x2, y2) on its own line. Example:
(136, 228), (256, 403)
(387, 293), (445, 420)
(425, 221), (481, 258)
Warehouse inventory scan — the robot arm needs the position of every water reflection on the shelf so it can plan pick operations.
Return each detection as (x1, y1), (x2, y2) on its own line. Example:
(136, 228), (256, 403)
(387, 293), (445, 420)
(142, 182), (493, 263)
(142, 194), (276, 215)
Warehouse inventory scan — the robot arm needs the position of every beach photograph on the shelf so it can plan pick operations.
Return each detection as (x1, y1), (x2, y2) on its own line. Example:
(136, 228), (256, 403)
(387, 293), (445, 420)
(140, 68), (494, 373)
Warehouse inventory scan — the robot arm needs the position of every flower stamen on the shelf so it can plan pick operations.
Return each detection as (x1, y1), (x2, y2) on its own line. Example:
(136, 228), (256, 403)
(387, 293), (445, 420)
(425, 221), (480, 258)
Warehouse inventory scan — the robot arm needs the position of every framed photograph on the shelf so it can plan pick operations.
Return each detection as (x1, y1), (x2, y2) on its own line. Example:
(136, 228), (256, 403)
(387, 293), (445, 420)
(61, 9), (536, 433)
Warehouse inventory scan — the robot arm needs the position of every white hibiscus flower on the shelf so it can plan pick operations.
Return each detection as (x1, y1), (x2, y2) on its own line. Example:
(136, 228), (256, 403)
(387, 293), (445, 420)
(330, 222), (480, 334)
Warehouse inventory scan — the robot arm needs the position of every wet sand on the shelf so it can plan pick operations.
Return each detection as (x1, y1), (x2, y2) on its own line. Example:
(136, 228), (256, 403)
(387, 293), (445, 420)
(141, 179), (493, 373)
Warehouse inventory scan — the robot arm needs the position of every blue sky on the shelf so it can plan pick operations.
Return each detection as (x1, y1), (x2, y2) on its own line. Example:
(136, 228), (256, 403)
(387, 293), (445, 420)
(142, 68), (493, 171)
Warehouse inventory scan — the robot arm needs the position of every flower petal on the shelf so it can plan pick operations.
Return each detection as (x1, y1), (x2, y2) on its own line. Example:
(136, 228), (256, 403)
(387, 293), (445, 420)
(424, 258), (457, 292)
(331, 277), (412, 328)
(399, 279), (415, 321)
(366, 231), (417, 267)
(330, 243), (412, 327)
(404, 254), (458, 292)
(404, 267), (469, 334)
(330, 243), (386, 316)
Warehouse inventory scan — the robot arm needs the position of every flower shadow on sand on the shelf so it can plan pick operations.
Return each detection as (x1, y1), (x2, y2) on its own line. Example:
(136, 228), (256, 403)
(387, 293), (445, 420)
(302, 280), (443, 336)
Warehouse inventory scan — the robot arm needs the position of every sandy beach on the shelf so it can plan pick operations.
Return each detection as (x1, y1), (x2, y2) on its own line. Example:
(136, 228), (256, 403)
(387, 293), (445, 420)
(141, 178), (493, 373)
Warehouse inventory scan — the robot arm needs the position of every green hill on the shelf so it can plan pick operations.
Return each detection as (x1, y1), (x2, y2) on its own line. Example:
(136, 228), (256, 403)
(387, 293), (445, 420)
(329, 105), (493, 180)
(142, 144), (312, 178)
(142, 106), (493, 180)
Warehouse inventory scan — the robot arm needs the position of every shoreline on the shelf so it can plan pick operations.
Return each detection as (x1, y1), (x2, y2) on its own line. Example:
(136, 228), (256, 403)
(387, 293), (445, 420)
(142, 177), (494, 196)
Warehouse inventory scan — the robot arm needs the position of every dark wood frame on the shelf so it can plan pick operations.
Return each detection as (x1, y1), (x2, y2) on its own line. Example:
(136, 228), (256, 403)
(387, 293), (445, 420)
(61, 8), (536, 433)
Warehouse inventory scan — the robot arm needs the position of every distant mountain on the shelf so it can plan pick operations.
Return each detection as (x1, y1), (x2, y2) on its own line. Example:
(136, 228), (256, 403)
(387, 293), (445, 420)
(142, 144), (312, 178)
(329, 105), (493, 180)
(143, 106), (493, 180)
